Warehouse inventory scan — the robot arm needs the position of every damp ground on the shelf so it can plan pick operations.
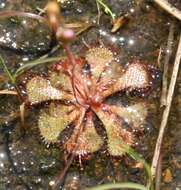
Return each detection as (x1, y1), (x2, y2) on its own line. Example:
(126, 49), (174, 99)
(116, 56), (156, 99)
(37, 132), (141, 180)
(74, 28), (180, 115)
(0, 0), (180, 190)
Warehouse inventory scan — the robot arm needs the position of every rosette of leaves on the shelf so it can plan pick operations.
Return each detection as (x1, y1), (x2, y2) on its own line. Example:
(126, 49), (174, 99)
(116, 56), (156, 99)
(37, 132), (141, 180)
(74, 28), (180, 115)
(26, 46), (152, 157)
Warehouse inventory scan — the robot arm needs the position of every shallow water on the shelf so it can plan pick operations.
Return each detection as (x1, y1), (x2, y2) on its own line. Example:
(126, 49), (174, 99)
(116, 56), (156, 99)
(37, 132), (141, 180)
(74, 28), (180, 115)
(0, 0), (180, 190)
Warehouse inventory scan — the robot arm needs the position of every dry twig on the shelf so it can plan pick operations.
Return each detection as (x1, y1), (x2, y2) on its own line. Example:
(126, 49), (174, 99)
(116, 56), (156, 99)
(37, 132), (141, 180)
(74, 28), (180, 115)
(157, 46), (162, 68)
(151, 34), (181, 177)
(20, 102), (25, 126)
(160, 23), (174, 107)
(153, 0), (181, 20)
(0, 90), (18, 95)
(155, 153), (162, 190)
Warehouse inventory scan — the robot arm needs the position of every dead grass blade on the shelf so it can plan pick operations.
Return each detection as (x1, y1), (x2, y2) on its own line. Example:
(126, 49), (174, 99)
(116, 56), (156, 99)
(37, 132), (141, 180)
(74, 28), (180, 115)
(0, 90), (18, 95)
(160, 23), (174, 107)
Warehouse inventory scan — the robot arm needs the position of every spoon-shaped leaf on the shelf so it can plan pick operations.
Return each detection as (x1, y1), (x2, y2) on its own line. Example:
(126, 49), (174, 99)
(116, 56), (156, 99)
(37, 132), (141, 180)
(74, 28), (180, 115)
(108, 103), (148, 128)
(85, 47), (113, 82)
(26, 76), (73, 104)
(102, 62), (150, 98)
(65, 112), (103, 155)
(39, 103), (79, 144)
(95, 106), (133, 156)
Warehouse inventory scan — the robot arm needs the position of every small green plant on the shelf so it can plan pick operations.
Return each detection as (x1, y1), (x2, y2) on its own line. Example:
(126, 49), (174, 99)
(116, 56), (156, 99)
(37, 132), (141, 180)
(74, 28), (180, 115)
(96, 0), (115, 21)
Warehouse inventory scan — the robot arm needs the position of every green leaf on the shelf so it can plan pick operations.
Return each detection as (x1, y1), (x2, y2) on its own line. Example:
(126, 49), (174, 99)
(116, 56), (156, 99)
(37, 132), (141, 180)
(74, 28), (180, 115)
(124, 145), (152, 186)
(85, 47), (113, 81)
(109, 103), (148, 128)
(39, 103), (79, 144)
(86, 182), (149, 190)
(26, 76), (64, 104)
(96, 0), (115, 20)
(14, 57), (62, 78)
(95, 107), (133, 156)
(0, 56), (16, 84)
(50, 71), (73, 93)
(102, 62), (150, 98)
(116, 63), (149, 92)
(65, 114), (103, 155)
